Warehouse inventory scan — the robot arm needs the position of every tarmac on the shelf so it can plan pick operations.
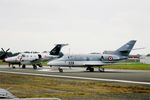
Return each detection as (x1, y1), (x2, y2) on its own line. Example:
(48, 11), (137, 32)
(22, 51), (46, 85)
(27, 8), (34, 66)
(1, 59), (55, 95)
(0, 65), (150, 85)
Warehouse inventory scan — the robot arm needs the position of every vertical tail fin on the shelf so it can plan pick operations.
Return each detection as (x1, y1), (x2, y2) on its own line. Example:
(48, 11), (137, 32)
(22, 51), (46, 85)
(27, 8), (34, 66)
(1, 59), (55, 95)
(114, 40), (136, 58)
(50, 44), (68, 55)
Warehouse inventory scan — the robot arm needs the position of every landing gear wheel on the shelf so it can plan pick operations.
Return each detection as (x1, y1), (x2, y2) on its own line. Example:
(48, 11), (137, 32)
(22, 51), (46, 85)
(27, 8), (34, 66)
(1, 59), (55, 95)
(22, 64), (26, 69)
(86, 67), (90, 71)
(58, 68), (63, 72)
(33, 64), (37, 69)
(89, 67), (94, 72)
(86, 67), (94, 72)
(98, 67), (105, 72)
(12, 66), (15, 69)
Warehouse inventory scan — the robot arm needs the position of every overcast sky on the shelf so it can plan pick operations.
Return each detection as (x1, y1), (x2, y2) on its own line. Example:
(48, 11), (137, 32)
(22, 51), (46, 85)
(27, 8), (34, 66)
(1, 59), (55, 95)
(0, 0), (149, 54)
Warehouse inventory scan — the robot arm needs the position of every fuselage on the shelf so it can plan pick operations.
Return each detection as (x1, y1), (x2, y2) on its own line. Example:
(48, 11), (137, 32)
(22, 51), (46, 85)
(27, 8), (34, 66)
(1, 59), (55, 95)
(5, 52), (58, 65)
(47, 53), (121, 67)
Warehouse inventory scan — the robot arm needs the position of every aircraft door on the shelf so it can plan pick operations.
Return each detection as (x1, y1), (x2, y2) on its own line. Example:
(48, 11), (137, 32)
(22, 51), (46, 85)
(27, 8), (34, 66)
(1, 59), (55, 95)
(100, 56), (104, 61)
(17, 54), (23, 61)
(38, 54), (42, 59)
(67, 56), (74, 66)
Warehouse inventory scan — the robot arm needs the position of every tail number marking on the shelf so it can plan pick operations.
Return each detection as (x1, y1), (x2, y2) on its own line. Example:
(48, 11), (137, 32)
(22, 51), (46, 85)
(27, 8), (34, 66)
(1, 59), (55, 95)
(68, 61), (74, 65)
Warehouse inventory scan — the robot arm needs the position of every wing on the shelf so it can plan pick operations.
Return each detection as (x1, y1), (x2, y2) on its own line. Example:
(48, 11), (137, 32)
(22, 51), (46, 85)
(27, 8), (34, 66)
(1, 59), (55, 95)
(84, 61), (105, 66)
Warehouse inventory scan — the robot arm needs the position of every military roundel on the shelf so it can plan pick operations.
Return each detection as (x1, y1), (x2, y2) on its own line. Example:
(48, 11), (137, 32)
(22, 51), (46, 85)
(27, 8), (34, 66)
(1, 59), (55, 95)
(108, 56), (113, 61)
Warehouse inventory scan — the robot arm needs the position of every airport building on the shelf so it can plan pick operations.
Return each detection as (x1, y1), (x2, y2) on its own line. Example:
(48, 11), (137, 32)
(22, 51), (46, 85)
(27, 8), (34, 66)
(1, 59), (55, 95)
(140, 56), (150, 64)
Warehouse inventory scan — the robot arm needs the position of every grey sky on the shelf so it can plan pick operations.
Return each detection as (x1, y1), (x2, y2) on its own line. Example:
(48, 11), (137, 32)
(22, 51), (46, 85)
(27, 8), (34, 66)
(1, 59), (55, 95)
(0, 0), (149, 54)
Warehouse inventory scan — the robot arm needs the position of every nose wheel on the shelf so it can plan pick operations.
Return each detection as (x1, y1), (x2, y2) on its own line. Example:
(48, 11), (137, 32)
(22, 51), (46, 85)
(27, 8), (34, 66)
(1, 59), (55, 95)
(58, 67), (63, 72)
(22, 64), (26, 69)
(32, 64), (37, 69)
(11, 65), (16, 69)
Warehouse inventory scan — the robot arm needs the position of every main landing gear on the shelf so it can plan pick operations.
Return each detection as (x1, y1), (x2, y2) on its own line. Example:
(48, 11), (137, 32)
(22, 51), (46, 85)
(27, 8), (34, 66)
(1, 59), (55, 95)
(32, 64), (43, 69)
(22, 64), (26, 69)
(86, 67), (94, 72)
(22, 64), (42, 70)
(8, 63), (21, 69)
(8, 64), (42, 69)
(86, 66), (105, 72)
(9, 64), (15, 69)
(98, 67), (105, 72)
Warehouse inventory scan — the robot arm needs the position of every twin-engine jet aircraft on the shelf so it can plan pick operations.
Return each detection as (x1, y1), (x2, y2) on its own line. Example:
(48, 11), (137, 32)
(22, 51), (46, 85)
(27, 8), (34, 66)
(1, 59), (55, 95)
(4, 44), (67, 69)
(47, 40), (136, 72)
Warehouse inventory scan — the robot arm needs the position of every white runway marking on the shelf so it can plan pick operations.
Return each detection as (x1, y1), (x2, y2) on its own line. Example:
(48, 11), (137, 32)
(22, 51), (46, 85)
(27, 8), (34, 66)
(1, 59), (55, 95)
(0, 71), (150, 85)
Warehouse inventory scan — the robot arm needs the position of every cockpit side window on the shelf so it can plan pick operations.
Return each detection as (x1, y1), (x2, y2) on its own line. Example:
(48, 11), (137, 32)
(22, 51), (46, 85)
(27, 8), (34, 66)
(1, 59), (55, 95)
(22, 55), (25, 57)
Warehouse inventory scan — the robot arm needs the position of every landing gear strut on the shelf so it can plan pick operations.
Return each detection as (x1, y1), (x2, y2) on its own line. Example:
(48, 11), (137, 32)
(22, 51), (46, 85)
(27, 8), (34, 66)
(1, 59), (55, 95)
(98, 67), (105, 72)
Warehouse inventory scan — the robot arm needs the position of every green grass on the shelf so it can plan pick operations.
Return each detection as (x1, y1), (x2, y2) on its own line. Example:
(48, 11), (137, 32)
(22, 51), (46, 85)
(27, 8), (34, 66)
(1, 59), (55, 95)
(0, 73), (150, 99)
(0, 60), (6, 64)
(104, 64), (150, 70)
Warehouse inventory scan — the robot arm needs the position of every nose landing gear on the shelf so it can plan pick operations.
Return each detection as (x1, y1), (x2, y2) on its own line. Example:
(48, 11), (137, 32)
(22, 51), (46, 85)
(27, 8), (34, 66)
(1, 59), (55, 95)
(58, 67), (63, 72)
(32, 64), (37, 69)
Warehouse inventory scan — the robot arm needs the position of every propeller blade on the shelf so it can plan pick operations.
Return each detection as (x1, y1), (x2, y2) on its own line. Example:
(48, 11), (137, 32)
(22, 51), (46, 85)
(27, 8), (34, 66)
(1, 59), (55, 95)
(6, 48), (10, 52)
(1, 48), (5, 52)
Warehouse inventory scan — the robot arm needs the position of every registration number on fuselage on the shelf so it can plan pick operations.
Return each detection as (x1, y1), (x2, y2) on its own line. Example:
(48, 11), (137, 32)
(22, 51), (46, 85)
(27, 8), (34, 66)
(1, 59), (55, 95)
(68, 61), (74, 65)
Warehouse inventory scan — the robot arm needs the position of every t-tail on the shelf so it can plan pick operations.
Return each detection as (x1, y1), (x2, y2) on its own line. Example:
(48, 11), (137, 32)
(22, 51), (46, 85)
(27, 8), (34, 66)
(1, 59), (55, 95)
(50, 44), (68, 56)
(114, 40), (136, 59)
